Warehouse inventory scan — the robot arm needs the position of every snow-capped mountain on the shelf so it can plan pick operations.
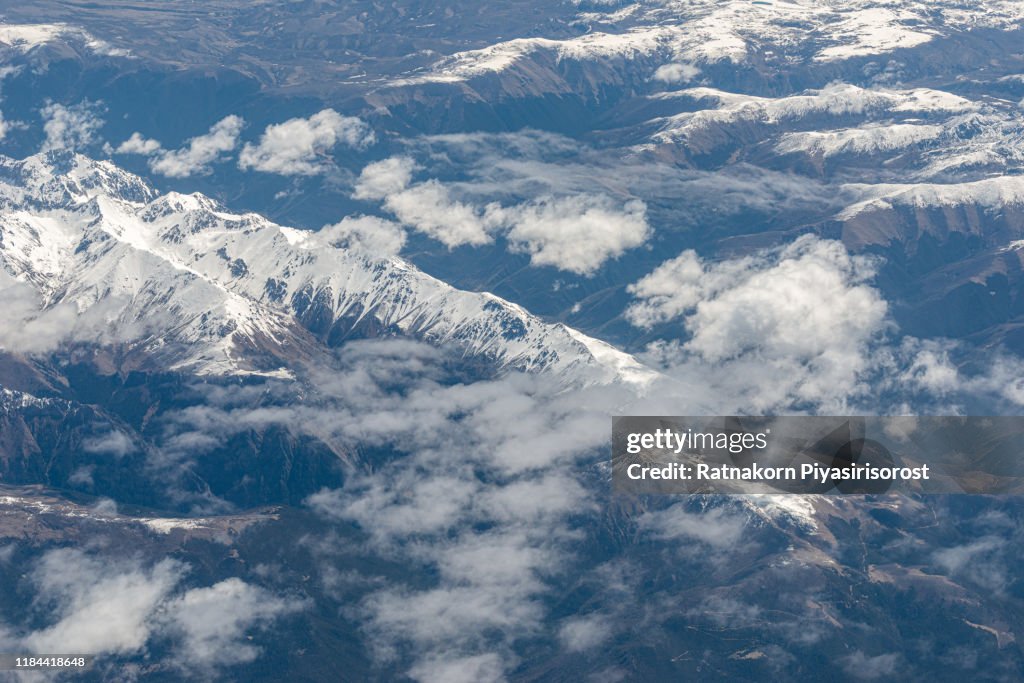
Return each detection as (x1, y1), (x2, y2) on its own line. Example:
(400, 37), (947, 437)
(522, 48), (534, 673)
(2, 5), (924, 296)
(0, 151), (655, 386)
(641, 84), (977, 153)
(0, 21), (128, 56)
(390, 0), (1024, 86)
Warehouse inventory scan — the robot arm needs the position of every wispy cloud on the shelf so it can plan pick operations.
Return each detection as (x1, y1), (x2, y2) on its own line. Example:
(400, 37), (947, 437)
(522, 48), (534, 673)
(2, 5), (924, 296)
(40, 101), (104, 152)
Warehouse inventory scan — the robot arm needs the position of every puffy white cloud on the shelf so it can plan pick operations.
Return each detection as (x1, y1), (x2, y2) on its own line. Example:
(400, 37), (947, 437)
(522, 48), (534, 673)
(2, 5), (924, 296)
(6, 548), (303, 672)
(40, 101), (104, 152)
(0, 270), (79, 353)
(496, 194), (650, 275)
(628, 236), (890, 410)
(622, 240), (1024, 413)
(354, 157), (650, 264)
(652, 62), (700, 83)
(558, 615), (612, 652)
(148, 115), (244, 178)
(156, 327), (1024, 679)
(0, 269), (169, 355)
(623, 250), (705, 327)
(114, 131), (162, 155)
(628, 236), (887, 360)
(317, 215), (407, 256)
(160, 578), (305, 669)
(21, 549), (184, 655)
(383, 180), (494, 248)
(239, 109), (375, 176)
(353, 156), (416, 201)
(172, 341), (621, 680)
(896, 338), (961, 394)
(0, 110), (14, 141)
(354, 158), (493, 248)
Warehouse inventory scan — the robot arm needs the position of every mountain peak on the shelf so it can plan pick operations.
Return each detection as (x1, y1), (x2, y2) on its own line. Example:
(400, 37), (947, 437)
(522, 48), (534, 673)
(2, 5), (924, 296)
(0, 153), (656, 387)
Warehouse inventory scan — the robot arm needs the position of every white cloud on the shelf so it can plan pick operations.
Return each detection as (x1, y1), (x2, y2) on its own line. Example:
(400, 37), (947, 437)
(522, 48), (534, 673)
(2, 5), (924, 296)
(206, 342), (620, 679)
(157, 328), (1024, 678)
(0, 110), (13, 141)
(0, 270), (164, 355)
(623, 250), (705, 327)
(0, 270), (79, 353)
(896, 338), (961, 394)
(354, 157), (650, 263)
(317, 215), (407, 256)
(496, 194), (649, 275)
(115, 131), (162, 155)
(407, 653), (505, 683)
(7, 548), (302, 672)
(637, 505), (747, 548)
(933, 537), (1003, 574)
(239, 109), (374, 175)
(353, 156), (416, 201)
(148, 115), (244, 178)
(69, 465), (95, 486)
(687, 595), (764, 629)
(628, 236), (890, 410)
(932, 537), (1008, 592)
(841, 651), (901, 680)
(622, 244), (1024, 411)
(628, 236), (887, 361)
(355, 159), (493, 247)
(383, 180), (495, 248)
(652, 62), (700, 83)
(82, 430), (137, 457)
(558, 615), (612, 652)
(40, 101), (104, 152)
(160, 578), (304, 669)
(22, 549), (184, 655)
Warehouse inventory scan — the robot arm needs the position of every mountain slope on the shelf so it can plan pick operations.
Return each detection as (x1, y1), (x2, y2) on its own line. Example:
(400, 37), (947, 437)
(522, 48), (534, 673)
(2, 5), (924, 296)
(0, 151), (655, 386)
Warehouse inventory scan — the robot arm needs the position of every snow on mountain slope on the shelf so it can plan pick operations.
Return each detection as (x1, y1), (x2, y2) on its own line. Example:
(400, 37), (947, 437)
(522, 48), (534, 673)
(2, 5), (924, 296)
(634, 84), (1024, 185)
(839, 175), (1024, 219)
(394, 0), (1024, 84)
(811, 7), (933, 62)
(647, 84), (976, 148)
(775, 123), (946, 158)
(0, 22), (128, 56)
(0, 152), (655, 386)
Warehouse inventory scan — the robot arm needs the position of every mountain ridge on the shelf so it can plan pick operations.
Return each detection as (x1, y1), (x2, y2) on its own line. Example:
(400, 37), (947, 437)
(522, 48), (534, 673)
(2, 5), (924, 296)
(0, 151), (657, 386)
